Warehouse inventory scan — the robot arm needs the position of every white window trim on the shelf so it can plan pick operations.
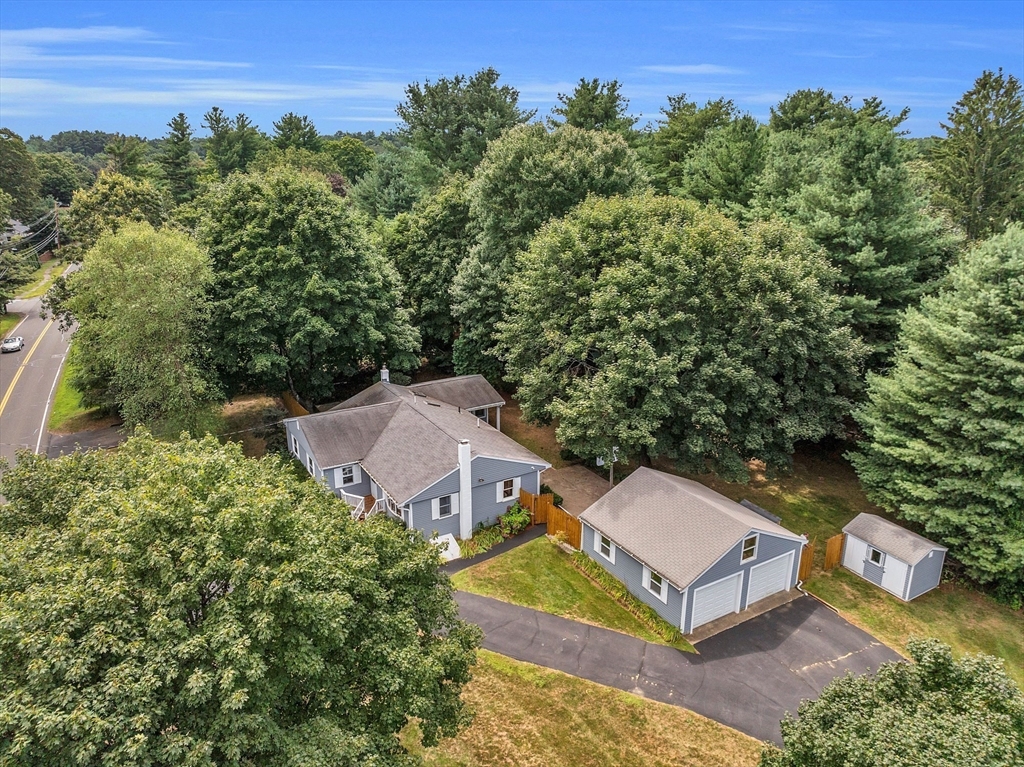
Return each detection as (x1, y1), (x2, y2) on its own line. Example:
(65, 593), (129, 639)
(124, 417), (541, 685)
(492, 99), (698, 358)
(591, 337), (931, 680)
(337, 464), (361, 487)
(741, 534), (758, 563)
(291, 435), (299, 456)
(496, 476), (522, 503)
(306, 455), (315, 475)
(596, 530), (616, 564)
(431, 492), (460, 520)
(642, 566), (669, 604)
(868, 547), (885, 566)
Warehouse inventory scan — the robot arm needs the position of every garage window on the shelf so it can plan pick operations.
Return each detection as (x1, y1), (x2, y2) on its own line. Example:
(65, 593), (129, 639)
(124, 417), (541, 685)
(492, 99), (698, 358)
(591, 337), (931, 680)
(741, 534), (758, 562)
(644, 567), (668, 603)
(597, 533), (615, 564)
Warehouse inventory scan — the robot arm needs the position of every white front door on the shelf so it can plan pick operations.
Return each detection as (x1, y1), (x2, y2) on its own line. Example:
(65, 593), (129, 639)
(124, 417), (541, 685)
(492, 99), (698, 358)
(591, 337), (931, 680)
(691, 572), (742, 630)
(746, 552), (793, 608)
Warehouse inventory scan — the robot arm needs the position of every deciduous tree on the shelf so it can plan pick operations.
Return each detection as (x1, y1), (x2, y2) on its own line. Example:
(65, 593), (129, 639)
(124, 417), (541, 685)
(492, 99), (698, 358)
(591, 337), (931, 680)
(46, 222), (220, 433)
(928, 69), (1024, 241)
(452, 124), (648, 378)
(33, 152), (93, 205)
(498, 194), (863, 478)
(760, 639), (1024, 767)
(0, 128), (41, 221)
(397, 67), (534, 173)
(195, 166), (419, 408)
(0, 431), (481, 766)
(322, 136), (377, 183)
(62, 171), (166, 251)
(850, 225), (1024, 595)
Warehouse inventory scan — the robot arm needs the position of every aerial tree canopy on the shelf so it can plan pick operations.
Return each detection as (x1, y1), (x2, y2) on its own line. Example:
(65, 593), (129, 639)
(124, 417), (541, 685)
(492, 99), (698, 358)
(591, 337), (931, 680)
(498, 194), (864, 479)
(760, 638), (1024, 767)
(45, 222), (220, 434)
(677, 113), (767, 213)
(158, 112), (200, 205)
(194, 166), (420, 408)
(102, 134), (148, 178)
(644, 94), (735, 193)
(0, 431), (481, 766)
(62, 171), (167, 252)
(384, 173), (472, 364)
(927, 69), (1024, 241)
(850, 225), (1024, 595)
(396, 67), (534, 174)
(0, 128), (42, 221)
(34, 151), (93, 205)
(548, 78), (637, 135)
(202, 107), (269, 178)
(452, 123), (648, 378)
(350, 143), (440, 219)
(272, 111), (322, 152)
(322, 136), (377, 183)
(753, 97), (961, 366)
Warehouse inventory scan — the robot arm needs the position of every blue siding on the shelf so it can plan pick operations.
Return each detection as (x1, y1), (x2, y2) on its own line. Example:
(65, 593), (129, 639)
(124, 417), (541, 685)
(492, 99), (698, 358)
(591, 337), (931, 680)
(408, 498), (461, 540)
(581, 523), (685, 628)
(407, 469), (460, 506)
(862, 560), (884, 586)
(682, 532), (802, 634)
(326, 464), (370, 497)
(470, 464), (540, 529)
(286, 421), (321, 480)
(907, 549), (945, 600)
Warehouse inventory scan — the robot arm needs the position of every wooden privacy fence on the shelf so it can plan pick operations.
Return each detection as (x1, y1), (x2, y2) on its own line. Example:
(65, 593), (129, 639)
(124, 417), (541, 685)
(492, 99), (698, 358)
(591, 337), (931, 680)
(824, 533), (845, 571)
(798, 541), (815, 581)
(520, 488), (582, 550)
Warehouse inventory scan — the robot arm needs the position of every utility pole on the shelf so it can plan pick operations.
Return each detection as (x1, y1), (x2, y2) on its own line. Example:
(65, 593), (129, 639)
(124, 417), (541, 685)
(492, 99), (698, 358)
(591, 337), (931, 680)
(54, 200), (59, 251)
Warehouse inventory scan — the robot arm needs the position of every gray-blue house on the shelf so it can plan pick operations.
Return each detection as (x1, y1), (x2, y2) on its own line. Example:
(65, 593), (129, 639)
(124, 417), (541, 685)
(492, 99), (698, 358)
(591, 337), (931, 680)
(580, 467), (807, 635)
(284, 372), (549, 549)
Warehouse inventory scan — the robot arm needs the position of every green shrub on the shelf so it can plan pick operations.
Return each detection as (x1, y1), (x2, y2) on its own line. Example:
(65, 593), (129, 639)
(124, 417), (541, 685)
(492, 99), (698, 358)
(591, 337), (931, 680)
(540, 483), (564, 507)
(499, 502), (532, 538)
(460, 526), (505, 558)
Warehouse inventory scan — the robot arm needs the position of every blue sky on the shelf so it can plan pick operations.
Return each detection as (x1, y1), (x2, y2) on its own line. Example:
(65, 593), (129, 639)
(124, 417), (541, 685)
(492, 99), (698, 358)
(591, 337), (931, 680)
(1, 1), (1021, 140)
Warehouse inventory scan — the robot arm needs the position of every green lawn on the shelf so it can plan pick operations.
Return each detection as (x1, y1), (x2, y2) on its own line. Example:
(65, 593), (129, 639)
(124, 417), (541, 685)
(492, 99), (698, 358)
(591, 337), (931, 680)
(47, 353), (108, 433)
(452, 536), (693, 651)
(16, 259), (63, 300)
(0, 312), (25, 338)
(402, 650), (762, 767)
(807, 568), (1024, 689)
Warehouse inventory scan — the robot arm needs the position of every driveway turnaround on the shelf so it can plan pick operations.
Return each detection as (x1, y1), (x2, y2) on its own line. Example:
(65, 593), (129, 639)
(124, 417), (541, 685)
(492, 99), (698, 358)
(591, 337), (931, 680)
(455, 591), (900, 744)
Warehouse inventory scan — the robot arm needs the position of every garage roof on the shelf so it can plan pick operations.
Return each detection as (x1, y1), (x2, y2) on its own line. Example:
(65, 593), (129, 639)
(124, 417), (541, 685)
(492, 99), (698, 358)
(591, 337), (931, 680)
(843, 513), (946, 565)
(580, 467), (804, 589)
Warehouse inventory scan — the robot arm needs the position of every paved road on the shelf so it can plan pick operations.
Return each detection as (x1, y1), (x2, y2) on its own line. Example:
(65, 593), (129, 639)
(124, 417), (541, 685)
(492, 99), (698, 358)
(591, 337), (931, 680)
(455, 591), (900, 744)
(0, 295), (71, 467)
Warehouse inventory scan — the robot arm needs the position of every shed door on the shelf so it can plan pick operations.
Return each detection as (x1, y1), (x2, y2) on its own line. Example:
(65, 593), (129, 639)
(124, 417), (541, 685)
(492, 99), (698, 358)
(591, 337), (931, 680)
(691, 572), (742, 630)
(746, 552), (793, 607)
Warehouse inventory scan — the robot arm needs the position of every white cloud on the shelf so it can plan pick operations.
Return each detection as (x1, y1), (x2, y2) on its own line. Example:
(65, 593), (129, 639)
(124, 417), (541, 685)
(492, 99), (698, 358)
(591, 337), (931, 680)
(1, 50), (252, 70)
(641, 64), (744, 75)
(0, 26), (156, 45)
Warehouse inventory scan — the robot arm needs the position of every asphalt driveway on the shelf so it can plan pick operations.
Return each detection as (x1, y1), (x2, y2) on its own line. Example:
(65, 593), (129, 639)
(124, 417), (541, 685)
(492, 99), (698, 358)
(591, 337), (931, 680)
(455, 591), (900, 743)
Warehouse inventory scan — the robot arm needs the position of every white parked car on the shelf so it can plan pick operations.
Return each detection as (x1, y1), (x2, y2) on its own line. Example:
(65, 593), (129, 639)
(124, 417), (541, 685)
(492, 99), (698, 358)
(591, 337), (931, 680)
(1, 336), (25, 353)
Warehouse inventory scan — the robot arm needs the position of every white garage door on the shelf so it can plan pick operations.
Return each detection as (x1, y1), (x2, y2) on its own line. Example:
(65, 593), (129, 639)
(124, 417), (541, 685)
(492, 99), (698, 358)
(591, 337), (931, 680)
(746, 552), (792, 607)
(691, 572), (742, 630)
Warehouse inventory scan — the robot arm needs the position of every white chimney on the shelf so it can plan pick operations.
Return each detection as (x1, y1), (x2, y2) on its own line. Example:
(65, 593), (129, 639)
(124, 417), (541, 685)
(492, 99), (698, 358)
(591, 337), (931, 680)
(380, 365), (389, 383)
(458, 440), (473, 540)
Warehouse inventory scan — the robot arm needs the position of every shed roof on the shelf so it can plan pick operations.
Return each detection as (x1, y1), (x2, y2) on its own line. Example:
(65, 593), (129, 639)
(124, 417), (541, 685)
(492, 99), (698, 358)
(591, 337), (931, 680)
(843, 513), (946, 565)
(290, 378), (545, 504)
(579, 467), (803, 589)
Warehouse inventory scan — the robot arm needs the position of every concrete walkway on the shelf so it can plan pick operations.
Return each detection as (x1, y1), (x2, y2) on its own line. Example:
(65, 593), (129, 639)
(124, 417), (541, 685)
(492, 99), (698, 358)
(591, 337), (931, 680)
(455, 591), (900, 744)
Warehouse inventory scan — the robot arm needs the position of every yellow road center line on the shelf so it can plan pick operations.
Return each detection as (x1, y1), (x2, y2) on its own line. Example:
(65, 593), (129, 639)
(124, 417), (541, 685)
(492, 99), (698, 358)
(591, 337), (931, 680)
(0, 321), (54, 419)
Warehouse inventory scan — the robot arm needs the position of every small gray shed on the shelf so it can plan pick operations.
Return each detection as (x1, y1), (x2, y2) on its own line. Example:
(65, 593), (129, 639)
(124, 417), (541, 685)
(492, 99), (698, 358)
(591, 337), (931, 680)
(841, 514), (946, 601)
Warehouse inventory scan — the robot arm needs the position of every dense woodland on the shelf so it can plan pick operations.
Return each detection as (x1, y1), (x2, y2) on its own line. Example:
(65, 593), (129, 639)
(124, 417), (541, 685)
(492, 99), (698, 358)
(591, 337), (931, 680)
(0, 63), (1022, 767)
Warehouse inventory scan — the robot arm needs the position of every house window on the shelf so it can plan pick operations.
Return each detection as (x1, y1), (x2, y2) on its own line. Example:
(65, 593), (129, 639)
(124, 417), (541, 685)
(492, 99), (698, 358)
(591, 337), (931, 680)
(869, 547), (884, 565)
(341, 466), (355, 485)
(741, 535), (758, 562)
(291, 436), (298, 455)
(306, 455), (314, 474)
(438, 495), (453, 518)
(501, 479), (515, 500)
(496, 476), (521, 503)
(648, 571), (664, 598)
(599, 534), (614, 562)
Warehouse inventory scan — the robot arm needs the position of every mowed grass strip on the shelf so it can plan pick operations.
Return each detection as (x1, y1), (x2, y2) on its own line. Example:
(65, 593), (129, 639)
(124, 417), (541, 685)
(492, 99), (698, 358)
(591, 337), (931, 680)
(404, 650), (761, 767)
(47, 353), (112, 433)
(0, 312), (25, 338)
(807, 568), (1024, 689)
(452, 536), (688, 649)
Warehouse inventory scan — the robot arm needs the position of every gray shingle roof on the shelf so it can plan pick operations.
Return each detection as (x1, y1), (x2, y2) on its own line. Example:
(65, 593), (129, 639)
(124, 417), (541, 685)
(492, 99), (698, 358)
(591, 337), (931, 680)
(407, 375), (505, 410)
(292, 378), (547, 504)
(843, 513), (945, 565)
(579, 467), (803, 589)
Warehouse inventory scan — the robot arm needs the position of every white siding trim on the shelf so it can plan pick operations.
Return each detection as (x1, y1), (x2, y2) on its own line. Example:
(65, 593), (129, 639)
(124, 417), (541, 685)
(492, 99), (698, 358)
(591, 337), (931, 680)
(431, 492), (460, 520)
(473, 454), (552, 470)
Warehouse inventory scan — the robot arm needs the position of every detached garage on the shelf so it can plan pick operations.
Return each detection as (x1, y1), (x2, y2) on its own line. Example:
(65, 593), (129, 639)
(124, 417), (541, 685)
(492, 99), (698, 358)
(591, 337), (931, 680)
(841, 514), (947, 601)
(579, 468), (807, 635)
